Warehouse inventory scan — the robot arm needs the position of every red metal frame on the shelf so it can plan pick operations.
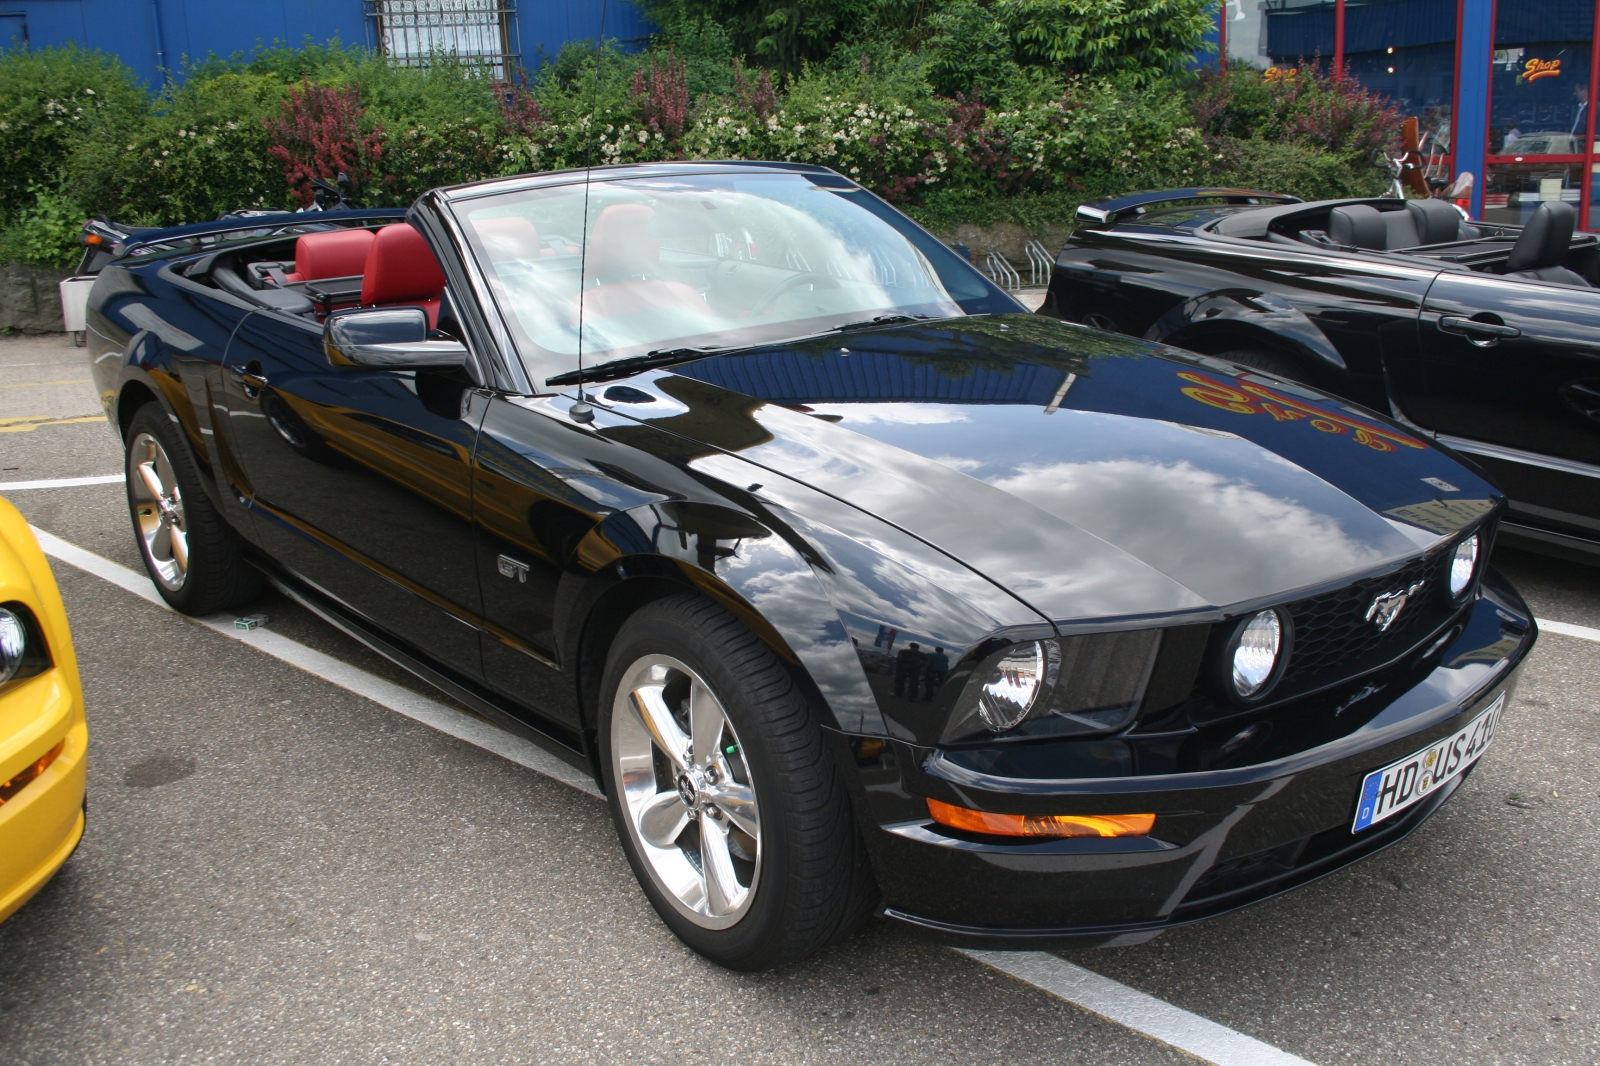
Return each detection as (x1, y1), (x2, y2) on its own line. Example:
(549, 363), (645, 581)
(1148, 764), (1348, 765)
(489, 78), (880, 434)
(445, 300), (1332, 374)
(1480, 0), (1600, 230)
(1334, 0), (1346, 76)
(1450, 0), (1465, 197)
(1219, 0), (1227, 66)
(1586, 0), (1600, 230)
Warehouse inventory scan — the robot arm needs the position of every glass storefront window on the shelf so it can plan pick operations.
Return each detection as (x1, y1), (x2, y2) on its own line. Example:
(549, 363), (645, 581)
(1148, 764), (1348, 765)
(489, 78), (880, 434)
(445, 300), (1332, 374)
(1488, 0), (1592, 153)
(1225, 0), (1271, 69)
(1263, 0), (1337, 75)
(1485, 0), (1593, 224)
(1483, 162), (1585, 224)
(1343, 0), (1457, 150)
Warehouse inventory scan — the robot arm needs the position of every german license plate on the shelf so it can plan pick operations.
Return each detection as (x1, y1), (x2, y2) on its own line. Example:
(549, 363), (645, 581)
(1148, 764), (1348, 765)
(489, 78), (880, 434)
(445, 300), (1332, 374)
(1352, 693), (1504, 832)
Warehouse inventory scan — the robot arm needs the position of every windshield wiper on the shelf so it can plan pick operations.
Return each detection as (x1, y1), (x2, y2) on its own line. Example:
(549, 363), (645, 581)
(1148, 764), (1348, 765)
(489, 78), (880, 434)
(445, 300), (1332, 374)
(545, 347), (725, 387)
(829, 313), (931, 333)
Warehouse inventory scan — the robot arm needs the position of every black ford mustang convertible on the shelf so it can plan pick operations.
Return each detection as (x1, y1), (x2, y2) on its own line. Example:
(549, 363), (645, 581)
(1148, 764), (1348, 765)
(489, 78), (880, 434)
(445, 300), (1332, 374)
(1046, 187), (1600, 563)
(87, 163), (1534, 970)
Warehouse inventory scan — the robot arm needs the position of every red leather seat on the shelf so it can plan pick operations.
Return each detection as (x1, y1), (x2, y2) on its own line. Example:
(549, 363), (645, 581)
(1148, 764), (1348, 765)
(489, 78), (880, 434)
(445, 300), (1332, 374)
(472, 215), (547, 262)
(360, 223), (447, 326)
(285, 228), (375, 283)
(574, 204), (706, 321)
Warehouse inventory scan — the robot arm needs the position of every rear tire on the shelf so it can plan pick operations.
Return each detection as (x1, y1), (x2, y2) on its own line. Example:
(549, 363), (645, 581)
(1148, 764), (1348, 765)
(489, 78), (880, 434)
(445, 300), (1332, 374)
(599, 593), (877, 971)
(1218, 347), (1305, 384)
(124, 403), (264, 615)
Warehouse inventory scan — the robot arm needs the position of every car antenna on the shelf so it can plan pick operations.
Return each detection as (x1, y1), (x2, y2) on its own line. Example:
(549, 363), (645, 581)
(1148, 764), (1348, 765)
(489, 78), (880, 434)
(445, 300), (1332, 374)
(569, 0), (608, 425)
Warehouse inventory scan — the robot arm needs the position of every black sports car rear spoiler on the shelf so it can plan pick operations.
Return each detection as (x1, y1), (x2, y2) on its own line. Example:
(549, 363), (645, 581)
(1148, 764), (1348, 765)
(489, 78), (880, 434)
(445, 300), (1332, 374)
(1075, 188), (1302, 225)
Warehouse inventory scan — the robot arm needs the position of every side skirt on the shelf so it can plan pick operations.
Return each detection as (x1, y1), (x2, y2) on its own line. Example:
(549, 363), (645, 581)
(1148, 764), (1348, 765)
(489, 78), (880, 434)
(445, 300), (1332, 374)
(257, 563), (598, 782)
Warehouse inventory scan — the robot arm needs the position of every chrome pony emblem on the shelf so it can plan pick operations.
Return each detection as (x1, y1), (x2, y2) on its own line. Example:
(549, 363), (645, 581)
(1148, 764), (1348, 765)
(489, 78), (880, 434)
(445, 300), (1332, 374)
(1367, 581), (1426, 631)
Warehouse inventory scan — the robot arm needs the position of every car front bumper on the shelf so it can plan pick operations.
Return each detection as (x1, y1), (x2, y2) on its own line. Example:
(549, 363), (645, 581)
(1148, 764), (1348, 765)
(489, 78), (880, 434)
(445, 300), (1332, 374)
(842, 569), (1535, 948)
(0, 672), (89, 925)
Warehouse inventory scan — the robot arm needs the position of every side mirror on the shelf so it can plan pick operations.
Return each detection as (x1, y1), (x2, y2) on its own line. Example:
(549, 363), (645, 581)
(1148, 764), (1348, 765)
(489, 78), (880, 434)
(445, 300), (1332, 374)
(324, 307), (467, 371)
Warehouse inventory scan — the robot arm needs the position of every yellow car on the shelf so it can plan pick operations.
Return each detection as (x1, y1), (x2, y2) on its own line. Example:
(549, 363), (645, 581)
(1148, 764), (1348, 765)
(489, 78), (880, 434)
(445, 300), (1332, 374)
(0, 497), (87, 923)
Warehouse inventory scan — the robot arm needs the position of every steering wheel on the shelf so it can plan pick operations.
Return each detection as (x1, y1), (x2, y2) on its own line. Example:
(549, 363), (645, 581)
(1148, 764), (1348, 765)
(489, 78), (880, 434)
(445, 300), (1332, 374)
(751, 271), (843, 316)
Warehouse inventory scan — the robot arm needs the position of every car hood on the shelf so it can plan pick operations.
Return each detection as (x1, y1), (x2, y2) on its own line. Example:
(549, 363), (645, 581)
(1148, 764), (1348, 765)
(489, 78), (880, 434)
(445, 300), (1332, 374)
(603, 315), (1499, 626)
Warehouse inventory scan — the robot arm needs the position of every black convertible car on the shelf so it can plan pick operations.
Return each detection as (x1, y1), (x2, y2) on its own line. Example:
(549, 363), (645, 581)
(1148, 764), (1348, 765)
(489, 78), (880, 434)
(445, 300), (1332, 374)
(87, 163), (1533, 970)
(1046, 187), (1600, 563)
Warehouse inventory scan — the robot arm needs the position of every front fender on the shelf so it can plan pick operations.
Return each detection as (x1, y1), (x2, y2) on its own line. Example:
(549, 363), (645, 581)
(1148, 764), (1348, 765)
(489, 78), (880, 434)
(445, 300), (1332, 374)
(564, 505), (883, 735)
(1148, 289), (1348, 373)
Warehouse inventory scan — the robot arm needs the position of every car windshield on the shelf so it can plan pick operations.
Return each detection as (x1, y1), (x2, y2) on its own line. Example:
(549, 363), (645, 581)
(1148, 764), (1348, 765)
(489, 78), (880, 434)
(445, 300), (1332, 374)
(453, 171), (977, 385)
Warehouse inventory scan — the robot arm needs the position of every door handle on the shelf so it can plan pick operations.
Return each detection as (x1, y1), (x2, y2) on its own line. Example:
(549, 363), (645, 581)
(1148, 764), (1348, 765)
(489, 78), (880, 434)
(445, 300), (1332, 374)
(1439, 315), (1521, 340)
(229, 362), (269, 390)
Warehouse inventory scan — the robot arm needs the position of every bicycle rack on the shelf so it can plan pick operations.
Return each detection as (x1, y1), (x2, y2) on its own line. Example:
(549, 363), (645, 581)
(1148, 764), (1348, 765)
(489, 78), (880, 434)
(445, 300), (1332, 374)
(985, 252), (1021, 291)
(1024, 240), (1054, 287)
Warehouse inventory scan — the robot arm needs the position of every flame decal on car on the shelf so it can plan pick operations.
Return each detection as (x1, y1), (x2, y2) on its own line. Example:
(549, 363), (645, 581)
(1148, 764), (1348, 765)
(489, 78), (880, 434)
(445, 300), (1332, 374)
(1176, 372), (1428, 453)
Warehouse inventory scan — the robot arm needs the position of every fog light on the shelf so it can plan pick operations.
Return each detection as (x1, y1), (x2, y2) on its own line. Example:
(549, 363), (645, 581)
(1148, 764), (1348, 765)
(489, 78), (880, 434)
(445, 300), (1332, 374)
(1449, 534), (1480, 597)
(1231, 609), (1284, 698)
(926, 798), (1155, 838)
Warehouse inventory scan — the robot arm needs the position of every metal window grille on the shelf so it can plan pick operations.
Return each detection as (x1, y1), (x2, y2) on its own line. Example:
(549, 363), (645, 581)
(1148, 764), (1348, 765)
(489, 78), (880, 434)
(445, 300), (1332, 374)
(367, 1), (518, 80)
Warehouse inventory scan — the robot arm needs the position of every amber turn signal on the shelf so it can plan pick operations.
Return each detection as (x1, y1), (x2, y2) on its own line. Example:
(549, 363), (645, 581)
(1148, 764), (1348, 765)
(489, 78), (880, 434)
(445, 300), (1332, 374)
(0, 739), (65, 806)
(926, 798), (1155, 838)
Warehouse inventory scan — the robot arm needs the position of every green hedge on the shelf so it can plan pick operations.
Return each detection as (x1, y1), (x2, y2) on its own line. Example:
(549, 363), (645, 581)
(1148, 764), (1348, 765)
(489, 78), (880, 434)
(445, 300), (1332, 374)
(0, 30), (1392, 268)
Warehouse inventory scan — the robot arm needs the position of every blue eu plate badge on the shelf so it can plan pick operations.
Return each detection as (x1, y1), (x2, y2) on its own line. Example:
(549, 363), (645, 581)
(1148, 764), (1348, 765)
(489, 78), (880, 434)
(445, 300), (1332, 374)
(1352, 693), (1505, 832)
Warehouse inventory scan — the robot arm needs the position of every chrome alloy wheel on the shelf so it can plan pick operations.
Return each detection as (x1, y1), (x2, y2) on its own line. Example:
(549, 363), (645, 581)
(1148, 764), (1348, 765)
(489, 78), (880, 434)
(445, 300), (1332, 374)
(612, 654), (761, 929)
(128, 431), (189, 591)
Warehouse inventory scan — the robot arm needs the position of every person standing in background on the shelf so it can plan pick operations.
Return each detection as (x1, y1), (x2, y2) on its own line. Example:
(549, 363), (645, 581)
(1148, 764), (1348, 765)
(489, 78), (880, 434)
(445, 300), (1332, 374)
(894, 642), (924, 699)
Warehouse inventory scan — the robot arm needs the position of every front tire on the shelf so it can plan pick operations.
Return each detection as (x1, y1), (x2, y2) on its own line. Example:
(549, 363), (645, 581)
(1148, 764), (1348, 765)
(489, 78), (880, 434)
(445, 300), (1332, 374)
(599, 594), (876, 970)
(124, 403), (264, 615)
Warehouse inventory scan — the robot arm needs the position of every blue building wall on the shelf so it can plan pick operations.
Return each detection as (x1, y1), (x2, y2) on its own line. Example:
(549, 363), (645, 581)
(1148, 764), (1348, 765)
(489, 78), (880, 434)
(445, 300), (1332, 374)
(0, 1), (647, 89)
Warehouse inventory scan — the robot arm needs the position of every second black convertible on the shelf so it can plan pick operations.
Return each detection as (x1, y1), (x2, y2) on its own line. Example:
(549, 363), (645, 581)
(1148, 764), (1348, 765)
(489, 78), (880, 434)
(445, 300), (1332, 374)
(87, 162), (1534, 970)
(1046, 187), (1600, 563)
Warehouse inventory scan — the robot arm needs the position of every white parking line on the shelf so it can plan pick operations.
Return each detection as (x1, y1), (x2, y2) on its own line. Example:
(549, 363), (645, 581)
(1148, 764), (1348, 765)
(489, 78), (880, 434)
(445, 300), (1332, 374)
(2, 474), (125, 490)
(27, 527), (1321, 1066)
(28, 525), (601, 797)
(962, 951), (1317, 1066)
(1536, 617), (1600, 643)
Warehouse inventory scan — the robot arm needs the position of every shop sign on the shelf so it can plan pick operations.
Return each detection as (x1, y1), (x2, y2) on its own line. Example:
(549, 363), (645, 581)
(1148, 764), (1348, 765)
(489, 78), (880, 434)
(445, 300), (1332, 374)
(1523, 57), (1561, 82)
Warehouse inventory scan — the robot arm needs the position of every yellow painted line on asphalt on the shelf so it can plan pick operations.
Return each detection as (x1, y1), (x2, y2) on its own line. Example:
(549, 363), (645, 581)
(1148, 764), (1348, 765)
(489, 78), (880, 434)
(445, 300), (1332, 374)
(0, 378), (93, 388)
(29, 524), (1326, 1066)
(0, 415), (106, 433)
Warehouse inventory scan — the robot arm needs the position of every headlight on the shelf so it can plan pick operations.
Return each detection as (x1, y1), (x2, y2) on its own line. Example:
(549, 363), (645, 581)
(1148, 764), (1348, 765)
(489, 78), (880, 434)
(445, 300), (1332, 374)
(0, 607), (25, 685)
(942, 630), (1162, 743)
(1230, 609), (1285, 699)
(975, 641), (1048, 732)
(1449, 534), (1480, 597)
(0, 605), (50, 687)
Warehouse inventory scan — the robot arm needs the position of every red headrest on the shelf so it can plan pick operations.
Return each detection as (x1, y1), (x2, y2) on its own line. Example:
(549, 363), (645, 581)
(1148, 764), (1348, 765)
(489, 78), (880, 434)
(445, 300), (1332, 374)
(361, 224), (447, 307)
(291, 228), (375, 281)
(586, 204), (659, 281)
(472, 215), (545, 261)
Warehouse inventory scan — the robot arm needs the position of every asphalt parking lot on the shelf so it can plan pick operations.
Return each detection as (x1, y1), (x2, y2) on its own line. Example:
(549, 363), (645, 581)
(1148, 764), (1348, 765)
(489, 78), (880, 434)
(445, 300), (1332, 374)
(2, 331), (1596, 1065)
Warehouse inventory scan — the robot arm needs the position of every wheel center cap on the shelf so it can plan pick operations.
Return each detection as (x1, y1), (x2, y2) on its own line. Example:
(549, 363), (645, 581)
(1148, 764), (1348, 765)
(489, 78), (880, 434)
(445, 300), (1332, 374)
(676, 770), (702, 810)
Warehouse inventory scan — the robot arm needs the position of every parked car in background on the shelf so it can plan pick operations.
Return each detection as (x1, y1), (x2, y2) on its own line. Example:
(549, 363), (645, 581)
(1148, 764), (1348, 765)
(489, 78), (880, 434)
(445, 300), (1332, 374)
(0, 498), (87, 924)
(1045, 188), (1600, 564)
(86, 163), (1532, 969)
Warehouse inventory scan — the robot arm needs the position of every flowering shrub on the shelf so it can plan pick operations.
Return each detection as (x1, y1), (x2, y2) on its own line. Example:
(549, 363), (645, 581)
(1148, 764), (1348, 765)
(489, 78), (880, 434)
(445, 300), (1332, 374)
(1192, 62), (1398, 158)
(266, 82), (386, 207)
(0, 44), (147, 224)
(0, 38), (1396, 267)
(632, 49), (692, 141)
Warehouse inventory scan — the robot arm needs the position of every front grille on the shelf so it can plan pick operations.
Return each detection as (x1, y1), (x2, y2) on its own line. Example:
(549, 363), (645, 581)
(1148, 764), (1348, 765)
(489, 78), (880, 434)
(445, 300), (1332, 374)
(1285, 550), (1448, 683)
